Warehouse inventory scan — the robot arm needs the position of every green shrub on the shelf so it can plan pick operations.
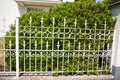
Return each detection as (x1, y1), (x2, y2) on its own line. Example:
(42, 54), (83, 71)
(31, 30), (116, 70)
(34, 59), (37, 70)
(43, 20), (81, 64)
(5, 0), (115, 75)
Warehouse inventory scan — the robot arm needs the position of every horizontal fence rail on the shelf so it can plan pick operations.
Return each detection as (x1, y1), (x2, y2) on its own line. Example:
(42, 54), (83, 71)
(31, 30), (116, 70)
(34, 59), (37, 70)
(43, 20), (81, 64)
(0, 17), (114, 76)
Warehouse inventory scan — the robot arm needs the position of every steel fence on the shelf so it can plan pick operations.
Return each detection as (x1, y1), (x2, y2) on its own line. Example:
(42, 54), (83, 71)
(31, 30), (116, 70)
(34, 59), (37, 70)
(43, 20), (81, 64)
(0, 17), (114, 77)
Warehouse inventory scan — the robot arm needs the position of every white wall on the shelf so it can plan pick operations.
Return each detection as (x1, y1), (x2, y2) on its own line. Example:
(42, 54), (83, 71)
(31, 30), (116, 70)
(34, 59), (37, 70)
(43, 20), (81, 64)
(110, 5), (120, 18)
(0, 0), (26, 30)
(18, 4), (27, 16)
(0, 0), (74, 31)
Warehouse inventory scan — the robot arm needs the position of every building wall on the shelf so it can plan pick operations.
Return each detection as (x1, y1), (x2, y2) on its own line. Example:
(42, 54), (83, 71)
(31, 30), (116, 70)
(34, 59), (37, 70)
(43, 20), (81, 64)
(0, 0), (52, 32)
(110, 5), (120, 18)
(0, 0), (74, 31)
(18, 4), (27, 16)
(0, 0), (20, 28)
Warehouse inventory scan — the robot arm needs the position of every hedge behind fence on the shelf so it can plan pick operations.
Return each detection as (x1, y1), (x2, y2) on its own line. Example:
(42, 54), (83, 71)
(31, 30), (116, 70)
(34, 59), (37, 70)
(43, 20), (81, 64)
(5, 0), (115, 75)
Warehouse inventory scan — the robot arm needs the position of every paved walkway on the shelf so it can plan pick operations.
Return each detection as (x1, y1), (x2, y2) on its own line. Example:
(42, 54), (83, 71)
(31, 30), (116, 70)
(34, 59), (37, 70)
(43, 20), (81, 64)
(0, 75), (114, 80)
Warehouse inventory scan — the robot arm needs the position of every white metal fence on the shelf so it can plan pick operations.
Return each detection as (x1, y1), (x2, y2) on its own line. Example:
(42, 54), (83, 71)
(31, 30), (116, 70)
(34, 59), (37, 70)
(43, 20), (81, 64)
(0, 17), (114, 77)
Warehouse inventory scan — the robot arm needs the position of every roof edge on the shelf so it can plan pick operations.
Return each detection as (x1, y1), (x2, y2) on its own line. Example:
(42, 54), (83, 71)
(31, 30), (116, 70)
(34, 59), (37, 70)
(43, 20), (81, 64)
(108, 1), (120, 7)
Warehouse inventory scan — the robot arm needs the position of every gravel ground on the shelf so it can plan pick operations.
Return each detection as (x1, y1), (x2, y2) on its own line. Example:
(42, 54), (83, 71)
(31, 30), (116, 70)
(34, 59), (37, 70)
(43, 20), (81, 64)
(0, 75), (114, 80)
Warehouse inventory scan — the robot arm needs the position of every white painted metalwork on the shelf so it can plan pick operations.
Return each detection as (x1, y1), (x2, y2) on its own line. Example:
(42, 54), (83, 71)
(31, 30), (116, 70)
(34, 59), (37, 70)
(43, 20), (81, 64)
(29, 16), (32, 72)
(40, 17), (43, 73)
(52, 17), (55, 72)
(0, 17), (114, 77)
(3, 17), (6, 72)
(23, 40), (26, 72)
(9, 40), (12, 72)
(35, 40), (37, 72)
(16, 17), (19, 78)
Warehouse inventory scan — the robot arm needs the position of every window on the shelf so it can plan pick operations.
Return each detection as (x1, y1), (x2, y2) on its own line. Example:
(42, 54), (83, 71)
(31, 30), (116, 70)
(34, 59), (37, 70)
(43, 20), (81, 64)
(27, 7), (49, 12)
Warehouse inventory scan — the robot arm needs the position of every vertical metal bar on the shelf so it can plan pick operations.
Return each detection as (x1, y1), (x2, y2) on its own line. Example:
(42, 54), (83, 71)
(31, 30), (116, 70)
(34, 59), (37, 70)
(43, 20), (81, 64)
(29, 16), (32, 71)
(3, 17), (6, 72)
(35, 40), (37, 72)
(73, 52), (75, 74)
(9, 23), (12, 72)
(101, 21), (106, 73)
(92, 21), (97, 73)
(46, 27), (49, 73)
(85, 19), (87, 33)
(104, 21), (106, 30)
(78, 42), (80, 72)
(74, 19), (77, 28)
(101, 52), (104, 74)
(62, 18), (66, 74)
(87, 43), (90, 74)
(16, 17), (19, 78)
(67, 41), (70, 72)
(23, 40), (25, 72)
(83, 53), (85, 73)
(97, 44), (101, 70)
(106, 43), (109, 71)
(35, 27), (37, 72)
(92, 52), (95, 74)
(83, 19), (86, 72)
(52, 17), (55, 72)
(98, 29), (101, 73)
(46, 41), (48, 72)
(83, 40), (85, 73)
(57, 41), (60, 73)
(97, 45), (100, 71)
(72, 19), (76, 74)
(40, 17), (43, 72)
(9, 40), (12, 72)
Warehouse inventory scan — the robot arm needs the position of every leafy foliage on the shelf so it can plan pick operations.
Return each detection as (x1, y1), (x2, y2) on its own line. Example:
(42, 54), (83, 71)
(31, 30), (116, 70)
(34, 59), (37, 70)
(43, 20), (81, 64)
(103, 0), (120, 4)
(5, 0), (115, 75)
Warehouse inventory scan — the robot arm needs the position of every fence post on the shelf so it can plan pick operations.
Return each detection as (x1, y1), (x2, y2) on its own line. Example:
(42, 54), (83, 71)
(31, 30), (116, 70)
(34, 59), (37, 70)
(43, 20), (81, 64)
(16, 17), (19, 78)
(111, 15), (120, 80)
(3, 17), (6, 72)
